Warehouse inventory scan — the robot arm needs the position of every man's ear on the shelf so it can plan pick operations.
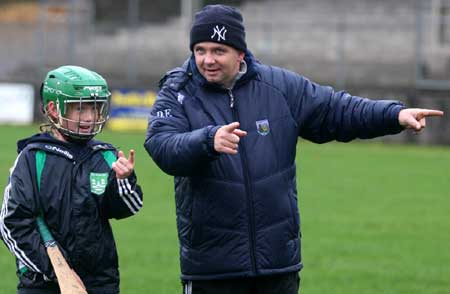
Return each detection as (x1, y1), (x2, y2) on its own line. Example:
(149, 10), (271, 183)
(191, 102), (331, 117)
(238, 51), (245, 62)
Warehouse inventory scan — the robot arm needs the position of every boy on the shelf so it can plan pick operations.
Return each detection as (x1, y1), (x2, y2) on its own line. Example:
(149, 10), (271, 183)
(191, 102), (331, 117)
(1, 65), (143, 293)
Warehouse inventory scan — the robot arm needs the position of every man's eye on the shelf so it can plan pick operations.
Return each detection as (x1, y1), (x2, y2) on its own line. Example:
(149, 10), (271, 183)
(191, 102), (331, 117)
(216, 49), (226, 55)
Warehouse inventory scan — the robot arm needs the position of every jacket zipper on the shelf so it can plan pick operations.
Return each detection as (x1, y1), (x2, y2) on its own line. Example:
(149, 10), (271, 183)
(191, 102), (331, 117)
(71, 148), (107, 260)
(228, 89), (257, 274)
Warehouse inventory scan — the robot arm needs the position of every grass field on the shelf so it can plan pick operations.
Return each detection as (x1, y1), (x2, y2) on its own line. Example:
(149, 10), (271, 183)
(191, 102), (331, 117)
(0, 124), (449, 294)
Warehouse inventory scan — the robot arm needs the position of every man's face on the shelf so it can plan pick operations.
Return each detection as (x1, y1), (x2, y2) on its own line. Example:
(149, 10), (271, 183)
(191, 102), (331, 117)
(193, 42), (245, 88)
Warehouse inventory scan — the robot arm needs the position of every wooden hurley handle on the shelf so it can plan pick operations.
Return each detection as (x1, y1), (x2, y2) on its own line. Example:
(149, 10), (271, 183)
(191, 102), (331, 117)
(37, 216), (87, 294)
(46, 245), (88, 294)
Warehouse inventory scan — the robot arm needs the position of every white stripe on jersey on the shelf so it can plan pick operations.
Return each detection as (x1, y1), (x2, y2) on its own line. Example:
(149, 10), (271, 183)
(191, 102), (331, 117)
(0, 152), (42, 273)
(117, 178), (142, 214)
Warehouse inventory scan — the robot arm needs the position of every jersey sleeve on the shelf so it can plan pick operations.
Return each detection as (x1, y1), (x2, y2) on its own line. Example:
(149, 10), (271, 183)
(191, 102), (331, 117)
(101, 152), (144, 219)
(0, 151), (55, 279)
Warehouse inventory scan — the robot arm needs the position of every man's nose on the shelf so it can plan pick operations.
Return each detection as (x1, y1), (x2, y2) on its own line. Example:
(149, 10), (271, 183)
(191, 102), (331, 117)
(204, 52), (215, 64)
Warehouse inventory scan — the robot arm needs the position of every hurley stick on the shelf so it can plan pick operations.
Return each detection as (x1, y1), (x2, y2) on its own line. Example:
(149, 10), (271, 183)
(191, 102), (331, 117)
(36, 216), (87, 294)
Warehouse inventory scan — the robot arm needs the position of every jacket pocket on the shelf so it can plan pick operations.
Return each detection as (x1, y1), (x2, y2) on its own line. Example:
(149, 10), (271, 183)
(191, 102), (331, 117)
(285, 166), (300, 239)
(189, 184), (205, 247)
(287, 190), (300, 238)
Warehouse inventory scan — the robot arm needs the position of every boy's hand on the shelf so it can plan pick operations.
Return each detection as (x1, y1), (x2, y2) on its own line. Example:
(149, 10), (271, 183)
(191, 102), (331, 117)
(112, 150), (135, 179)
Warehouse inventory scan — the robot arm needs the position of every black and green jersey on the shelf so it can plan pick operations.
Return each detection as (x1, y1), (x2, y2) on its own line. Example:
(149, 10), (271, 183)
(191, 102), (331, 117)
(0, 133), (143, 293)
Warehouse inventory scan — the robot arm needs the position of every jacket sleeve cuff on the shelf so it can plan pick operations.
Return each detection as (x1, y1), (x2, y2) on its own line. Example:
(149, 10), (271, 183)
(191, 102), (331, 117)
(206, 125), (221, 158)
(389, 104), (407, 133)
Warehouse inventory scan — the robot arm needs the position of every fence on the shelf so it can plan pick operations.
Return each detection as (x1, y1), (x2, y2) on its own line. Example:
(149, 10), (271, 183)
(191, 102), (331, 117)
(0, 0), (449, 143)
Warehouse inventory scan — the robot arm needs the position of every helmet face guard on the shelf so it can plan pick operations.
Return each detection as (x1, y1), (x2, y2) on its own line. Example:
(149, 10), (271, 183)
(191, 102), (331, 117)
(51, 96), (110, 141)
(41, 66), (111, 142)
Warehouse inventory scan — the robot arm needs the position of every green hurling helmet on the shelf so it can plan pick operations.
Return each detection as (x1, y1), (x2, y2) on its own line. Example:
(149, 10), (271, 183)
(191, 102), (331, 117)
(41, 65), (111, 142)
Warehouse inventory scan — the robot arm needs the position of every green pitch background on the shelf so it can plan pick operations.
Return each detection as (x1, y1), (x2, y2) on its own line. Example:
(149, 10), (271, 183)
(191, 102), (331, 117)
(0, 125), (449, 293)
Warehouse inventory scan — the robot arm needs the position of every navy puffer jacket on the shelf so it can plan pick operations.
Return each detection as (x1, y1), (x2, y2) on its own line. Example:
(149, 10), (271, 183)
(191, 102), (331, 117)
(144, 51), (404, 280)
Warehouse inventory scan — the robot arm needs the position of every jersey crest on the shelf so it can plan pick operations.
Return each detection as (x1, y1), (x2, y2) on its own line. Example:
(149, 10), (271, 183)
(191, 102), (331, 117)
(90, 172), (108, 195)
(256, 119), (270, 136)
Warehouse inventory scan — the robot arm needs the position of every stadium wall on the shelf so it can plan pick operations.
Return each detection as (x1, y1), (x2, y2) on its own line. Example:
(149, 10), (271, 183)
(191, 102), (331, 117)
(0, 0), (448, 144)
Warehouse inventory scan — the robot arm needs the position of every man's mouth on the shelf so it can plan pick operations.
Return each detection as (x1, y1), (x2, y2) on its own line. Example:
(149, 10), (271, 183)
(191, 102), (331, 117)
(205, 68), (220, 75)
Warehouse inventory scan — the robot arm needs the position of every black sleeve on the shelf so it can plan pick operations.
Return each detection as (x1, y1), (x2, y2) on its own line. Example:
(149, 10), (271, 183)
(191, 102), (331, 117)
(0, 150), (55, 279)
(102, 170), (144, 219)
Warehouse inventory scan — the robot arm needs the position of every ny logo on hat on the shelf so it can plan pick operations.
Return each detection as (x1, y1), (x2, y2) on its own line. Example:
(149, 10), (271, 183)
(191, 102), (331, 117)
(211, 25), (227, 41)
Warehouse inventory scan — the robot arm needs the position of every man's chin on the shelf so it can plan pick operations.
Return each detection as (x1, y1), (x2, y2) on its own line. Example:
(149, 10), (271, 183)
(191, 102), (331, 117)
(206, 76), (222, 84)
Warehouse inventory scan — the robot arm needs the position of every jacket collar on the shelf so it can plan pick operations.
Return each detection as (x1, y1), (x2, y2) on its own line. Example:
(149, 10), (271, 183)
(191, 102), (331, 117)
(17, 132), (113, 155)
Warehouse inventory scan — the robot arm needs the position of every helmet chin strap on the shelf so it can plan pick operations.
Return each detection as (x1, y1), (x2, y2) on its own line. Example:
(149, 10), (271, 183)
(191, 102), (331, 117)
(63, 132), (92, 144)
(51, 125), (92, 144)
(45, 110), (93, 144)
(50, 128), (66, 142)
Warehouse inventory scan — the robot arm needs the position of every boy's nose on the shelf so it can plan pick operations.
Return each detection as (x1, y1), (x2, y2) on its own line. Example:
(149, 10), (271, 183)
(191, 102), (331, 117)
(81, 109), (96, 122)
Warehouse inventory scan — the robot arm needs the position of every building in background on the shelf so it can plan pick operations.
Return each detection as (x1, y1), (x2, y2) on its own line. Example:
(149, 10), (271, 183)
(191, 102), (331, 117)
(0, 0), (448, 142)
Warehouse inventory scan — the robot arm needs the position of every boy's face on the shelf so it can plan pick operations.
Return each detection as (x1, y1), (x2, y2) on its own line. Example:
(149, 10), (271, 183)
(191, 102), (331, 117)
(62, 102), (102, 134)
(46, 100), (108, 141)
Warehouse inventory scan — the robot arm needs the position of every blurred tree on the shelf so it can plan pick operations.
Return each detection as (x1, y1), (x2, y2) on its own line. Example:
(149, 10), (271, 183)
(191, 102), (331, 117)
(93, 0), (263, 24)
(204, 0), (244, 5)
(94, 0), (180, 23)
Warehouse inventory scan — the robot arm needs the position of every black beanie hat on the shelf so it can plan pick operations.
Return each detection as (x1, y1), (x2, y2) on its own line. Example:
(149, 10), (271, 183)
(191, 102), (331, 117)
(190, 5), (247, 52)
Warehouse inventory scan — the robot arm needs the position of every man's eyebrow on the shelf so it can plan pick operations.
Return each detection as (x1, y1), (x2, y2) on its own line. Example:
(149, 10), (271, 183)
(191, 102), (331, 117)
(195, 45), (227, 50)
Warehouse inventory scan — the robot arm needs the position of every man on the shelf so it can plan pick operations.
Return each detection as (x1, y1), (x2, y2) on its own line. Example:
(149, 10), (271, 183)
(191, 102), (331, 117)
(1, 65), (143, 293)
(144, 5), (443, 294)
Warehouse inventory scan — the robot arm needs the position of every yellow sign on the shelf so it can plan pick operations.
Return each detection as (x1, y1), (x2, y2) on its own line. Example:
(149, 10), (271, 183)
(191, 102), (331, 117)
(111, 90), (156, 107)
(108, 89), (156, 131)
